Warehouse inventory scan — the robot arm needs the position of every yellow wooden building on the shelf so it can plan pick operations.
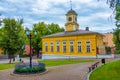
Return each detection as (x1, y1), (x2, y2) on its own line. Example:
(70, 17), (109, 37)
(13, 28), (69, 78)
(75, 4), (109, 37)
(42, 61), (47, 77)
(0, 48), (2, 56)
(42, 9), (105, 57)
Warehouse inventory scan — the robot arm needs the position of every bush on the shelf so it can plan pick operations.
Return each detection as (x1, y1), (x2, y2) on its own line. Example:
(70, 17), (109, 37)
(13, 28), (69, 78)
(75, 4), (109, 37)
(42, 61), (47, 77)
(14, 62), (46, 74)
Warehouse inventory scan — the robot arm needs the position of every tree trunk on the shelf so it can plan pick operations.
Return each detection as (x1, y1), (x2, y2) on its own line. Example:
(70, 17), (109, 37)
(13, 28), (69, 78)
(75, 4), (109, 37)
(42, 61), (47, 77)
(13, 55), (15, 62)
(9, 55), (12, 64)
(36, 51), (39, 58)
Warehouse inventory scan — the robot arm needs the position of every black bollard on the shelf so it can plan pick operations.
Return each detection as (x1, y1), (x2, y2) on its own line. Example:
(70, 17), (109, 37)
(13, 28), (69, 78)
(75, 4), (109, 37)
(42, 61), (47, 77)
(101, 58), (105, 64)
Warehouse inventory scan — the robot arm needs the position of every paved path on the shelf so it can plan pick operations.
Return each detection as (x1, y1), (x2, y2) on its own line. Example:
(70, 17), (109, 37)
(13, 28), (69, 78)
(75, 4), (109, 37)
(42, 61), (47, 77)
(0, 58), (39, 64)
(0, 62), (96, 80)
(0, 58), (116, 80)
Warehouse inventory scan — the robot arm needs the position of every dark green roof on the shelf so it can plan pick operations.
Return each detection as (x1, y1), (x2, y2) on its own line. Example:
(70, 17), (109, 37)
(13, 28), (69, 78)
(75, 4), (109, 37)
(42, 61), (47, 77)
(42, 30), (101, 38)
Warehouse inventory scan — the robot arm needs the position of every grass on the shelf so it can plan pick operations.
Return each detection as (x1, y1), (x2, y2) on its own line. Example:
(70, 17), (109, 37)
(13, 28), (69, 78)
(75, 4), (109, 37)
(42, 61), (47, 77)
(38, 59), (94, 66)
(90, 60), (120, 80)
(0, 59), (94, 70)
(0, 63), (19, 70)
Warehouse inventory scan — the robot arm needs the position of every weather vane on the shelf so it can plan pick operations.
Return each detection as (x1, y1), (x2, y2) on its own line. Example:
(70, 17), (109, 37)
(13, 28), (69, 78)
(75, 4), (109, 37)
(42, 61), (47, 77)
(70, 0), (72, 9)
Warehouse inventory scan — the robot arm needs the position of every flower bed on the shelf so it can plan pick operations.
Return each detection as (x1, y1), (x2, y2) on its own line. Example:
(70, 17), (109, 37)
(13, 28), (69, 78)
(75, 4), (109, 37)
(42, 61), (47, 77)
(14, 62), (46, 74)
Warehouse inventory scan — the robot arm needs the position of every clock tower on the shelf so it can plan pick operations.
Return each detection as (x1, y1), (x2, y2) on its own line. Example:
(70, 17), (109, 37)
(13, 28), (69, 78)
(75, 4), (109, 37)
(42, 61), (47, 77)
(65, 9), (79, 31)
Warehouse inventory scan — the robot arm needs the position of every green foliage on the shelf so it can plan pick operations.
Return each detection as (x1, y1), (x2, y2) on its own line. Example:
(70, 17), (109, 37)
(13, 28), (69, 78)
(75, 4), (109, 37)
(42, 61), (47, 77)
(15, 67), (45, 73)
(90, 60), (120, 80)
(38, 59), (94, 66)
(0, 14), (2, 26)
(0, 18), (26, 62)
(111, 1), (120, 54)
(32, 22), (48, 52)
(113, 28), (120, 54)
(105, 47), (111, 54)
(14, 63), (46, 73)
(32, 22), (64, 57)
(48, 23), (64, 34)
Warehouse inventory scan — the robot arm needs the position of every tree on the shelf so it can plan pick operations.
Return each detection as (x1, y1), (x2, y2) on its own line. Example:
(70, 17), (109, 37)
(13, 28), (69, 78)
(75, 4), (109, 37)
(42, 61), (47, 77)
(48, 23), (64, 34)
(32, 22), (64, 58)
(104, 0), (120, 54)
(31, 22), (49, 58)
(0, 18), (26, 63)
(111, 1), (120, 54)
(0, 14), (2, 26)
(113, 28), (120, 54)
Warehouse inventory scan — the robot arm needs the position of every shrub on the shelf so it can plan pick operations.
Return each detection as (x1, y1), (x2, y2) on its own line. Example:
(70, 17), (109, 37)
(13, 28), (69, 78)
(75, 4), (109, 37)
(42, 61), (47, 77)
(14, 62), (46, 74)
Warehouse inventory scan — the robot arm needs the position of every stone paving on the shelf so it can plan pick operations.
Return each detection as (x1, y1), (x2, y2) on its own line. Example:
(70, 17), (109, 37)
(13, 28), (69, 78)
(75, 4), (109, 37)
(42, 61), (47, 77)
(0, 62), (97, 80)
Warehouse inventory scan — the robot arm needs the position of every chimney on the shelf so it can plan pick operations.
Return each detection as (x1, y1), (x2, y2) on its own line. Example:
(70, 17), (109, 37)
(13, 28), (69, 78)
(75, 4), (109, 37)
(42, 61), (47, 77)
(85, 27), (89, 31)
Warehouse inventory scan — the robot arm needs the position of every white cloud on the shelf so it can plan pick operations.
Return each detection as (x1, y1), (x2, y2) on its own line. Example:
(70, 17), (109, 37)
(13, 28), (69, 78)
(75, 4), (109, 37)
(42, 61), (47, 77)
(0, 0), (116, 33)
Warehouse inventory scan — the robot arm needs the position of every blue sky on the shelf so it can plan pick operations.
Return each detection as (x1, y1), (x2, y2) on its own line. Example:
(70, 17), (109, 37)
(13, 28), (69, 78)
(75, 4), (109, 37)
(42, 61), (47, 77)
(0, 0), (116, 33)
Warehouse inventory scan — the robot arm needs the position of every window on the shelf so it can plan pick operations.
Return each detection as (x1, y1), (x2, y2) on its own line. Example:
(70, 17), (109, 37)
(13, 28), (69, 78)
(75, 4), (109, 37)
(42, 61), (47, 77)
(86, 41), (90, 53)
(56, 41), (60, 52)
(78, 41), (81, 44)
(57, 46), (60, 52)
(63, 46), (66, 52)
(51, 46), (53, 52)
(68, 17), (72, 21)
(86, 45), (90, 53)
(63, 41), (66, 45)
(78, 41), (82, 52)
(56, 41), (60, 45)
(45, 46), (48, 52)
(45, 42), (48, 52)
(51, 42), (54, 45)
(70, 41), (74, 45)
(70, 41), (74, 52)
(86, 41), (90, 44)
(70, 46), (74, 52)
(63, 41), (66, 52)
(50, 42), (54, 52)
(78, 46), (81, 52)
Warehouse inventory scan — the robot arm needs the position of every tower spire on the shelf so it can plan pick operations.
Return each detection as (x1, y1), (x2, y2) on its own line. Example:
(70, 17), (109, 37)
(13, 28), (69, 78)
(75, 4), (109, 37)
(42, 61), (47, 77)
(70, 0), (72, 10)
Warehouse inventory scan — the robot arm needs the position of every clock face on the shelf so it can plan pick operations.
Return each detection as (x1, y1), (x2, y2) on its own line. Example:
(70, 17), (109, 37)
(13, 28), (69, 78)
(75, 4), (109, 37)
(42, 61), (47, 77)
(68, 17), (72, 21)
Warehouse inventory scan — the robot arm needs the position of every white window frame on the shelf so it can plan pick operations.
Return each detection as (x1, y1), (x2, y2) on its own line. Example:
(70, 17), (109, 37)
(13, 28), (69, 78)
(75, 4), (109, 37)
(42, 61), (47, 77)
(63, 41), (66, 52)
(56, 41), (60, 52)
(86, 40), (91, 53)
(70, 40), (74, 52)
(50, 42), (54, 52)
(78, 41), (82, 53)
(45, 42), (48, 52)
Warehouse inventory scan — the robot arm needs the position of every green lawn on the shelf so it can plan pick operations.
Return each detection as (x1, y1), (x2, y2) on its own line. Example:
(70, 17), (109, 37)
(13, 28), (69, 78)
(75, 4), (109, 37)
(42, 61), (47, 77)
(0, 63), (19, 70)
(38, 59), (94, 66)
(90, 60), (120, 80)
(0, 59), (93, 70)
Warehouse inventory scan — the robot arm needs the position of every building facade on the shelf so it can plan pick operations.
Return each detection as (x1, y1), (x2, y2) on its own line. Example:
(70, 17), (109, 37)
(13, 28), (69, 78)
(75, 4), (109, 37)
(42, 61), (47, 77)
(103, 33), (115, 47)
(42, 9), (105, 57)
(103, 33), (115, 54)
(0, 48), (2, 56)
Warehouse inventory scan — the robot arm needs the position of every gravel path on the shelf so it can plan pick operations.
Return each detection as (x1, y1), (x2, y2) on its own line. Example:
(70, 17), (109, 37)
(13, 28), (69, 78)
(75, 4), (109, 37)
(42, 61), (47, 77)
(0, 62), (96, 80)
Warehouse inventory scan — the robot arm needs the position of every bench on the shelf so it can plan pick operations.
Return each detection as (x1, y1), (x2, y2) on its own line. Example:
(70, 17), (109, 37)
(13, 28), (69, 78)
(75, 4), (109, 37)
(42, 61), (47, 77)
(88, 62), (99, 72)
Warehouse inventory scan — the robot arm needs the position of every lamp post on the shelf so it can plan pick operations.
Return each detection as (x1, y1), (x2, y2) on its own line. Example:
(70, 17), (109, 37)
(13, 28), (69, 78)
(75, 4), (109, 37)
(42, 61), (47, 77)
(26, 28), (37, 68)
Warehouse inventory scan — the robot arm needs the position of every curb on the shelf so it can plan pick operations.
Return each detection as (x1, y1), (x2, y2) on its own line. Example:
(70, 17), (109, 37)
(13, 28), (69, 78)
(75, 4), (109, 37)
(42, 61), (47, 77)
(10, 69), (49, 77)
(87, 59), (117, 80)
(87, 64), (103, 80)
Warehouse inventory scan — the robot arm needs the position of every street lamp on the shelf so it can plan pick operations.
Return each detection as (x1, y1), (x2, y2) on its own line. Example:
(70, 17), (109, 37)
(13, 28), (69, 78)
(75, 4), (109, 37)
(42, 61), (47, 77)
(26, 28), (37, 68)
